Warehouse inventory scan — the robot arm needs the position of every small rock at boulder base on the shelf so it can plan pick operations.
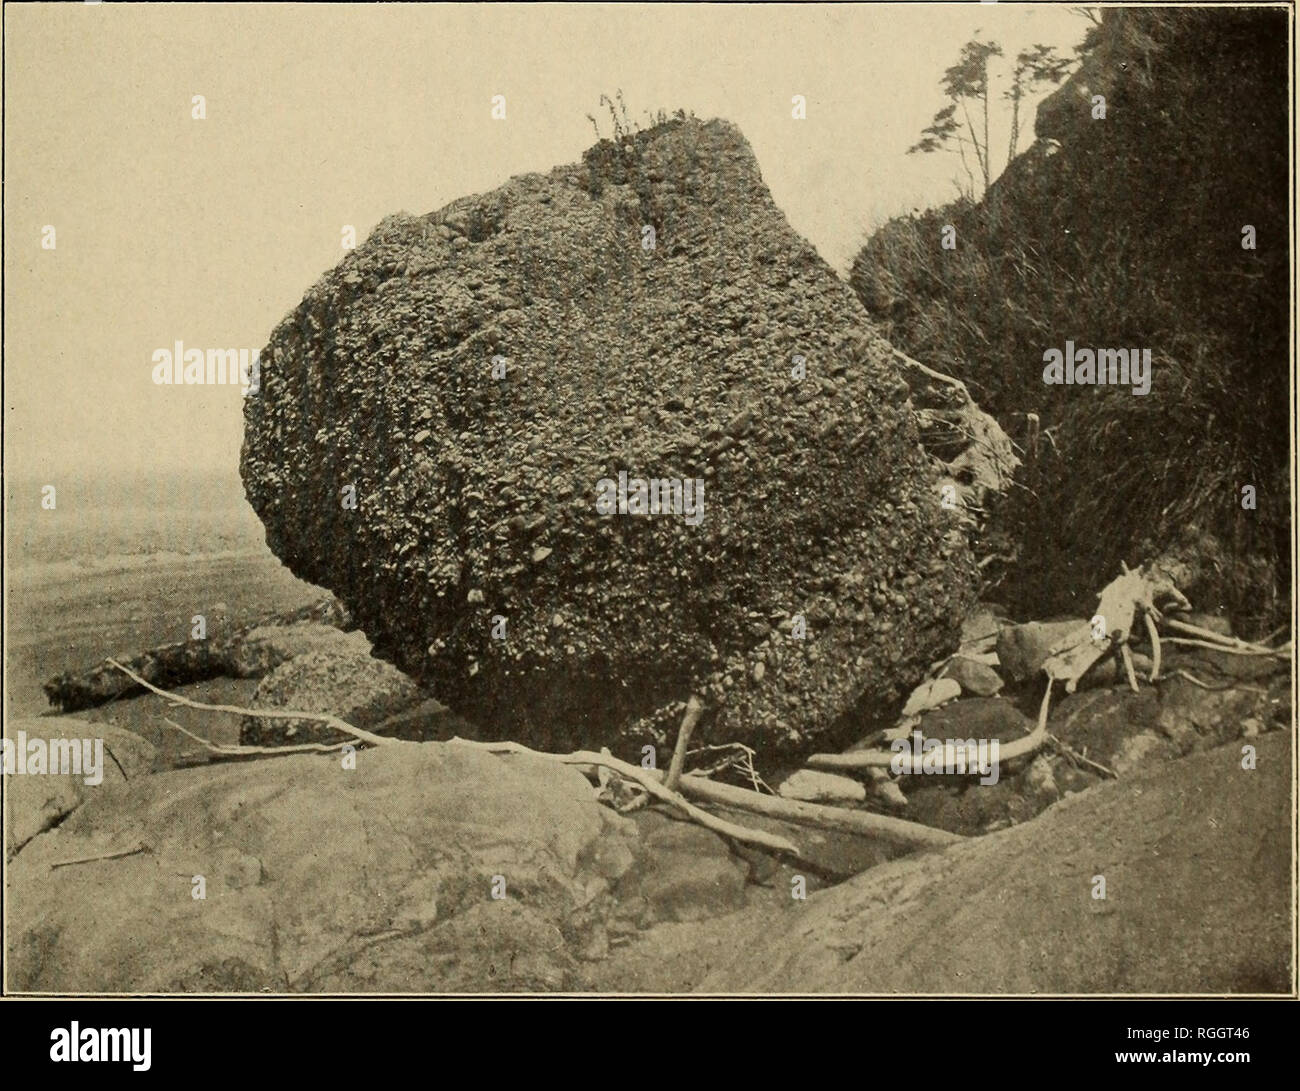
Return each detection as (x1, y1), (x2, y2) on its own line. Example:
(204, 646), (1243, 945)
(228, 622), (371, 679)
(240, 649), (425, 746)
(916, 696), (1034, 746)
(901, 676), (962, 716)
(777, 768), (867, 804)
(1019, 754), (1060, 804)
(959, 605), (1005, 648)
(995, 620), (1081, 681)
(942, 655), (1003, 696)
(240, 116), (976, 760)
(902, 782), (1037, 837)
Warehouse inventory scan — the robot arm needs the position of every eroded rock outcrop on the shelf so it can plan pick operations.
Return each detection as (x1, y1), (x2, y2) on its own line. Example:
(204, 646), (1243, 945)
(4, 717), (156, 859)
(242, 118), (976, 758)
(694, 733), (1291, 993)
(7, 743), (640, 992)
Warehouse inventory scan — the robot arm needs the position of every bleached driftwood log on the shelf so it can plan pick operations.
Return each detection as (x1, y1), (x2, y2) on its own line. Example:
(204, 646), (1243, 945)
(674, 773), (964, 851)
(47, 598), (351, 711)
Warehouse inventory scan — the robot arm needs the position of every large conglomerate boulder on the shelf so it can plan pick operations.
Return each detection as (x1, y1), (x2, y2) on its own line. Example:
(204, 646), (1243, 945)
(241, 118), (976, 759)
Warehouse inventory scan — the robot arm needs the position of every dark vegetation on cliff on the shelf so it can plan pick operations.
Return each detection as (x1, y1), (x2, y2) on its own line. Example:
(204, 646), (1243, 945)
(850, 8), (1290, 634)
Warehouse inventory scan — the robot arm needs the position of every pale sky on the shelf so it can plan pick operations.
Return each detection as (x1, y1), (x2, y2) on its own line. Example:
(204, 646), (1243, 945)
(4, 2), (1090, 479)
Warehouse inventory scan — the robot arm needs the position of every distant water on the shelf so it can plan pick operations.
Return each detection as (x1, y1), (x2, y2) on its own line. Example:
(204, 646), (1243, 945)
(3, 470), (325, 717)
(5, 470), (271, 578)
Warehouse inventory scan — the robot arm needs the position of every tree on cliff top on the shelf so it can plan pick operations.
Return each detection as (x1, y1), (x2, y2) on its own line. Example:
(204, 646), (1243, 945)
(908, 36), (1074, 198)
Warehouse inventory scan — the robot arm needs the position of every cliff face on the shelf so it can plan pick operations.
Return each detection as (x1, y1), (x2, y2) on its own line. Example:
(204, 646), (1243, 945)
(850, 9), (1290, 629)
(1018, 5), (1289, 316)
(242, 118), (976, 758)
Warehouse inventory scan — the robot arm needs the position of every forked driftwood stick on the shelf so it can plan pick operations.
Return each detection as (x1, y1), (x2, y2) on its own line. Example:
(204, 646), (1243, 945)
(1120, 643), (1140, 693)
(162, 717), (352, 758)
(1161, 619), (1289, 655)
(1160, 637), (1285, 657)
(1048, 733), (1117, 779)
(807, 679), (1054, 773)
(665, 694), (704, 793)
(1170, 668), (1232, 691)
(502, 734), (964, 856)
(1036, 676), (1054, 734)
(1170, 668), (1267, 695)
(449, 738), (801, 857)
(111, 662), (958, 857)
(107, 659), (398, 748)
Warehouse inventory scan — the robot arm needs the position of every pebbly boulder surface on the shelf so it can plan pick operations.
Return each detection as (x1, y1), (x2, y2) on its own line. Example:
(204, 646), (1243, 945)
(241, 117), (976, 759)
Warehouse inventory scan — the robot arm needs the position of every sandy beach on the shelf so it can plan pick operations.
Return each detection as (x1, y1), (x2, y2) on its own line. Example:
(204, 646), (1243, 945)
(4, 550), (325, 722)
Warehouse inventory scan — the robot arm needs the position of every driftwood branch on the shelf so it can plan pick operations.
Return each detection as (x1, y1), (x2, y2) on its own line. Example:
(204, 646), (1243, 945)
(106, 659), (397, 748)
(467, 730), (968, 857)
(1143, 611), (1162, 680)
(806, 677), (1054, 778)
(1169, 668), (1267, 695)
(46, 597), (352, 712)
(161, 717), (353, 759)
(110, 663), (964, 858)
(893, 349), (976, 403)
(1160, 637), (1286, 657)
(448, 738), (801, 857)
(1120, 642), (1140, 693)
(1162, 617), (1289, 655)
(1048, 733), (1117, 779)
(677, 774), (963, 852)
(50, 842), (150, 870)
(109, 662), (797, 855)
(665, 694), (704, 792)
